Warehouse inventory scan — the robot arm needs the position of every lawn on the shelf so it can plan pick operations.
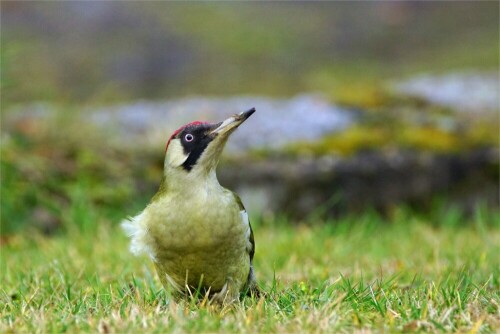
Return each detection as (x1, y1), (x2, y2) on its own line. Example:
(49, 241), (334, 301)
(1, 206), (499, 333)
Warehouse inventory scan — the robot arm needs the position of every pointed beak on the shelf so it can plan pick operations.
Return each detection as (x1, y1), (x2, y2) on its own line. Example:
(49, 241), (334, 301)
(210, 108), (255, 136)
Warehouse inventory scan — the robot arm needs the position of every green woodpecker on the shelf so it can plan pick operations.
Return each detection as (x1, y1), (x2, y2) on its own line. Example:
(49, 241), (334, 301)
(122, 108), (258, 304)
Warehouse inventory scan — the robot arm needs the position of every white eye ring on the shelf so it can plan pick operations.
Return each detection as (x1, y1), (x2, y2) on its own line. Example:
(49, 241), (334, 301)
(184, 134), (194, 142)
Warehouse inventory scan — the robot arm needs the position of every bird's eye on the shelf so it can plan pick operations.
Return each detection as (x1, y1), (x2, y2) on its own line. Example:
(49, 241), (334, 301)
(184, 134), (194, 142)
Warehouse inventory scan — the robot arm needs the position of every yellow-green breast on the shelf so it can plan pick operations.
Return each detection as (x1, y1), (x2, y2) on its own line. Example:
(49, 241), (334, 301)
(143, 184), (251, 292)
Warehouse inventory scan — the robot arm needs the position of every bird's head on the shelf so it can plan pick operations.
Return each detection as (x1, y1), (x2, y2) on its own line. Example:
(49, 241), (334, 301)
(163, 108), (255, 179)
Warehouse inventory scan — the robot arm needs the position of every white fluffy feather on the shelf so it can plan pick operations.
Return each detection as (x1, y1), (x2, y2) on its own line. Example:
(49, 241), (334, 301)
(121, 211), (157, 262)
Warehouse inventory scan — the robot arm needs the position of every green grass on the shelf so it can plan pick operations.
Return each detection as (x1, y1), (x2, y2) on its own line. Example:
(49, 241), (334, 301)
(1, 207), (499, 333)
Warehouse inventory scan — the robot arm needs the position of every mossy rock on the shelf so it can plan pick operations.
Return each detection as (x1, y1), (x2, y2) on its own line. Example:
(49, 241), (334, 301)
(280, 121), (498, 158)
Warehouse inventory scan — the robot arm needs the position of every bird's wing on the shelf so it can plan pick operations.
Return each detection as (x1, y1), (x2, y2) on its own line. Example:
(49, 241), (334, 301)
(231, 191), (255, 263)
(230, 191), (260, 296)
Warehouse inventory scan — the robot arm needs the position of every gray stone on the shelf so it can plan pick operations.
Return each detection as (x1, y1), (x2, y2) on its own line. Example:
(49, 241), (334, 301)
(219, 149), (499, 218)
(394, 71), (499, 113)
(89, 94), (354, 152)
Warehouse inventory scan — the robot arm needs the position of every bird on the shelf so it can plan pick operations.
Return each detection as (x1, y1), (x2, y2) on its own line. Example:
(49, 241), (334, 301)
(122, 108), (258, 304)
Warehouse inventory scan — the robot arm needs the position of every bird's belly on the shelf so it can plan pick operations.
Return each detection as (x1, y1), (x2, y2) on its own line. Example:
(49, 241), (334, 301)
(155, 243), (249, 291)
(147, 198), (249, 291)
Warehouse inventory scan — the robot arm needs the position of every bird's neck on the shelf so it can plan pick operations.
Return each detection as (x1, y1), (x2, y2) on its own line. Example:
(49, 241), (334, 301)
(151, 168), (221, 203)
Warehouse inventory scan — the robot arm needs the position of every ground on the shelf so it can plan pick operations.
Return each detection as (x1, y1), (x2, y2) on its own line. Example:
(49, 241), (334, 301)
(1, 206), (498, 333)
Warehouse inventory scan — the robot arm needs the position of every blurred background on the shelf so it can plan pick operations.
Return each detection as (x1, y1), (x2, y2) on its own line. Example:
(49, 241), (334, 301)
(1, 1), (499, 236)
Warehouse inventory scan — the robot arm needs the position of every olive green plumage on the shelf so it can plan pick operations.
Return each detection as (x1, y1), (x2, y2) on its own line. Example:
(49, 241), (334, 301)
(122, 109), (258, 304)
